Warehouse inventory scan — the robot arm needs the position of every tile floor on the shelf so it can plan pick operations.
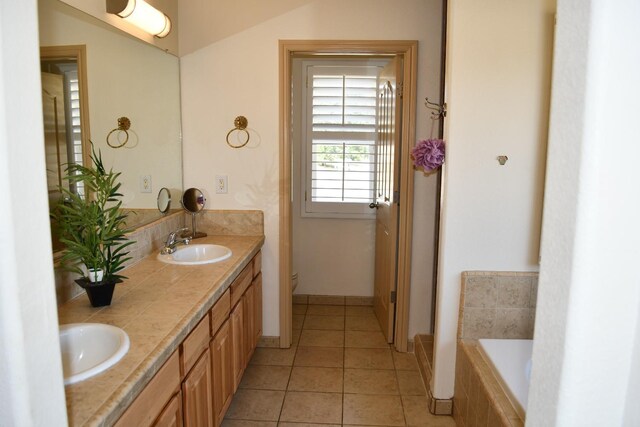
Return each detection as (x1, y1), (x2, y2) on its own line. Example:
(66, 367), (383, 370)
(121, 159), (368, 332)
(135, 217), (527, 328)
(223, 304), (456, 427)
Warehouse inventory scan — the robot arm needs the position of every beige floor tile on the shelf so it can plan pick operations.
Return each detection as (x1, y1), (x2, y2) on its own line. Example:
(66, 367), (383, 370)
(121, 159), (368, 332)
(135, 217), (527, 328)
(293, 304), (308, 315)
(345, 315), (382, 331)
(396, 370), (426, 396)
(279, 424), (340, 427)
(392, 351), (419, 371)
(345, 331), (389, 348)
(279, 391), (343, 424)
(303, 315), (344, 331)
(344, 369), (399, 395)
(294, 346), (344, 367)
(402, 396), (456, 427)
(239, 365), (292, 391)
(343, 394), (405, 426)
(292, 329), (302, 346)
(292, 314), (305, 329)
(225, 389), (285, 421)
(288, 366), (343, 392)
(250, 347), (297, 367)
(344, 348), (394, 370)
(306, 305), (345, 316)
(346, 306), (375, 316)
(222, 421), (277, 427)
(299, 330), (344, 347)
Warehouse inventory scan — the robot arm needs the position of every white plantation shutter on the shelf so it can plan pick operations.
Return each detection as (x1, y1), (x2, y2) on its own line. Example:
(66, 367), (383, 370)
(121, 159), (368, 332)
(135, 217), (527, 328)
(66, 71), (85, 197)
(302, 64), (381, 217)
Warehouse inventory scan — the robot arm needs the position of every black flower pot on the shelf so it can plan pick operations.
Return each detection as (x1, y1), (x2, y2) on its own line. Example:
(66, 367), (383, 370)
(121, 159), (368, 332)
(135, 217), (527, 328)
(75, 277), (122, 307)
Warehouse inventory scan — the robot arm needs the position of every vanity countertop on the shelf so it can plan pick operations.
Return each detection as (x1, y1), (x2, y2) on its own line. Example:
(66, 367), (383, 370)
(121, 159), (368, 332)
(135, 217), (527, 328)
(58, 234), (265, 426)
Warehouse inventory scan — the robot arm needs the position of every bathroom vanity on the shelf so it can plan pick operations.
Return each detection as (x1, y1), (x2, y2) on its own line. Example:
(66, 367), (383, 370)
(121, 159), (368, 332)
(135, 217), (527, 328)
(58, 234), (264, 426)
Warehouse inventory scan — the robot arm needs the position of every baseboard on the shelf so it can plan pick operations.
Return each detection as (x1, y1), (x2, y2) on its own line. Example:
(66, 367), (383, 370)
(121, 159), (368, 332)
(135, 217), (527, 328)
(292, 294), (373, 306)
(414, 334), (451, 415)
(257, 336), (280, 348)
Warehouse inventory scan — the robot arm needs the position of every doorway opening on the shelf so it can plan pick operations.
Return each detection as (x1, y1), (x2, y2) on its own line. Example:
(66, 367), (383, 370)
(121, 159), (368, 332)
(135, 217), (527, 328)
(279, 40), (417, 351)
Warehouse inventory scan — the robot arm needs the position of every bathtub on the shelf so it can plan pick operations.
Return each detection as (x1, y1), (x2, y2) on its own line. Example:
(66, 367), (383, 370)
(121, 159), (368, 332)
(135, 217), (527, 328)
(478, 339), (533, 418)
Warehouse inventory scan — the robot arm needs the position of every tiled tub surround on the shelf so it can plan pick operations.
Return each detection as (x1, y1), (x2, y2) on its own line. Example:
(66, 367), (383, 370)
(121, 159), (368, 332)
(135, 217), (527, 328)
(58, 234), (264, 426)
(55, 211), (185, 305)
(453, 271), (539, 427)
(458, 272), (538, 340)
(454, 340), (524, 427)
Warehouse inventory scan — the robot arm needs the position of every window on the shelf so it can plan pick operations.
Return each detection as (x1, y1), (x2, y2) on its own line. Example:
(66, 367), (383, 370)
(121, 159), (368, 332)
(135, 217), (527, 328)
(301, 62), (385, 218)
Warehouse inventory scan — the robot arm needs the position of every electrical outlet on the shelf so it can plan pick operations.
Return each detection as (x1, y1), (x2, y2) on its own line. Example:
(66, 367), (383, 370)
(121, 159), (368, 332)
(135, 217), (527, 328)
(140, 175), (152, 193)
(215, 175), (228, 194)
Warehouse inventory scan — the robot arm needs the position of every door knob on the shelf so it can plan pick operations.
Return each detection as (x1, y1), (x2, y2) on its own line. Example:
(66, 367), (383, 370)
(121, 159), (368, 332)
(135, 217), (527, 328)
(369, 202), (379, 209)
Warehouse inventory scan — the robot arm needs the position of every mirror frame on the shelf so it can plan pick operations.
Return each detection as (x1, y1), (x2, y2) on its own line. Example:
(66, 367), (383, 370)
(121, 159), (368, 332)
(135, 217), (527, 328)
(157, 187), (171, 213)
(40, 44), (91, 169)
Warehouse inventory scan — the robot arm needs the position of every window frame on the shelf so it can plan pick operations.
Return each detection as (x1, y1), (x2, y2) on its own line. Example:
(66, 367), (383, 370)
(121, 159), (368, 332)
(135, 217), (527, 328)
(300, 60), (387, 219)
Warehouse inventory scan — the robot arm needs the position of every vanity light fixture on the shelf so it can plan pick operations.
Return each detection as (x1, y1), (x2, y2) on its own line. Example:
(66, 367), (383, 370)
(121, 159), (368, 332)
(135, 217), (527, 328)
(106, 0), (171, 38)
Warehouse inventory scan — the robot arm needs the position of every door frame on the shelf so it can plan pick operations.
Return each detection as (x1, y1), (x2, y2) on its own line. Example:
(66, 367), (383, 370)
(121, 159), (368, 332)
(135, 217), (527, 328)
(279, 40), (418, 352)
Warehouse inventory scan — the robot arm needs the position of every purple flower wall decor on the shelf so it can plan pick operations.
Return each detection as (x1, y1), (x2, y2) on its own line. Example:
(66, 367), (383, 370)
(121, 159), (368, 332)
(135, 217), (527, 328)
(411, 139), (445, 172)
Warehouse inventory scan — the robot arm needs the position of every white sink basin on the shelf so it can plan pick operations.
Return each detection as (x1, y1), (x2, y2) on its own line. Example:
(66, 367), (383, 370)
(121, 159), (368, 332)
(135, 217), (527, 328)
(59, 323), (130, 385)
(157, 244), (232, 265)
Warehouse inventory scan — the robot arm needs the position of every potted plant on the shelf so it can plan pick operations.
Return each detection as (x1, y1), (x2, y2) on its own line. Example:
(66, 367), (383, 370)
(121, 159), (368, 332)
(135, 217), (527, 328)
(55, 145), (134, 307)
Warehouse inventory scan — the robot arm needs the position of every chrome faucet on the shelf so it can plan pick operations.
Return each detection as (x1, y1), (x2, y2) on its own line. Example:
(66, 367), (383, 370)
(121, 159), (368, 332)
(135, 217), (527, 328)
(160, 228), (191, 255)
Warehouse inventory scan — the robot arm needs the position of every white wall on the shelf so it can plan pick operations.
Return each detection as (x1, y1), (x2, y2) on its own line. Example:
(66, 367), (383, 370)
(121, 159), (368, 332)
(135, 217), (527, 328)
(39, 0), (183, 209)
(291, 57), (376, 297)
(0, 0), (67, 424)
(527, 0), (640, 425)
(433, 0), (555, 397)
(179, 0), (443, 336)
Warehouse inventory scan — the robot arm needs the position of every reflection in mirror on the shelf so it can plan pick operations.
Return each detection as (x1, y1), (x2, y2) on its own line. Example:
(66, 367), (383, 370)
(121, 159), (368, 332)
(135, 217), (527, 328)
(157, 187), (172, 213)
(182, 188), (207, 239)
(41, 45), (90, 251)
(38, 0), (183, 249)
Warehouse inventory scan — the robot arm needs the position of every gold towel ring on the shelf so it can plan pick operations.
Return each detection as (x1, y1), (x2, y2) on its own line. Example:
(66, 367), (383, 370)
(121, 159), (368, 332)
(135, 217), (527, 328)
(107, 117), (131, 148)
(226, 116), (250, 149)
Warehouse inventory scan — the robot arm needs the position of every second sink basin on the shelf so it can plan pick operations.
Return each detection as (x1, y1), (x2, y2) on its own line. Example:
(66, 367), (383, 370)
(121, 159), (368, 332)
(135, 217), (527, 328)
(157, 244), (232, 265)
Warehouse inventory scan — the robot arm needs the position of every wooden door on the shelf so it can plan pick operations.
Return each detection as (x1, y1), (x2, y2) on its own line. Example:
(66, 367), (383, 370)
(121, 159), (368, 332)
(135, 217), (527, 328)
(42, 72), (69, 252)
(230, 301), (244, 392)
(372, 57), (403, 343)
(182, 350), (213, 427)
(210, 320), (233, 427)
(153, 392), (183, 427)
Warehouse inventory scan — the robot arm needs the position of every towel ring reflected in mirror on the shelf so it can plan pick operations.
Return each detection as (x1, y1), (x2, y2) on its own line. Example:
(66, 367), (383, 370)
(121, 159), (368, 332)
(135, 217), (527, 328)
(226, 116), (250, 149)
(106, 116), (131, 148)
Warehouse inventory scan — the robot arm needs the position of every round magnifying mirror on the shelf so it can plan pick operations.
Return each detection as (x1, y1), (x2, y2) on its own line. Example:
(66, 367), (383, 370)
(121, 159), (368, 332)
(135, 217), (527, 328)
(182, 188), (206, 213)
(182, 188), (207, 239)
(157, 187), (171, 214)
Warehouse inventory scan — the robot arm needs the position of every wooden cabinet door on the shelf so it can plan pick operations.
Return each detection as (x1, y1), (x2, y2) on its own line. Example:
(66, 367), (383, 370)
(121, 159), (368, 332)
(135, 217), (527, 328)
(182, 349), (213, 427)
(210, 320), (233, 427)
(253, 273), (263, 349)
(243, 284), (256, 364)
(230, 301), (244, 392)
(153, 392), (183, 427)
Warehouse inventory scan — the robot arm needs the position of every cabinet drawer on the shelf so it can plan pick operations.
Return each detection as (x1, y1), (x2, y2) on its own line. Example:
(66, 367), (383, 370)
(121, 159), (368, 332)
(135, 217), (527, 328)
(252, 251), (262, 278)
(211, 289), (230, 335)
(230, 264), (252, 308)
(115, 351), (181, 427)
(181, 314), (211, 376)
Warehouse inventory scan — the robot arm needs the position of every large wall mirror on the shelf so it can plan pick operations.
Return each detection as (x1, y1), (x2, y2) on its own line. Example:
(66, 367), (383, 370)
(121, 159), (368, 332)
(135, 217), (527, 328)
(38, 0), (183, 252)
